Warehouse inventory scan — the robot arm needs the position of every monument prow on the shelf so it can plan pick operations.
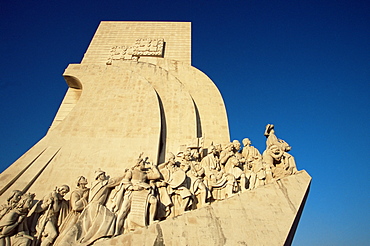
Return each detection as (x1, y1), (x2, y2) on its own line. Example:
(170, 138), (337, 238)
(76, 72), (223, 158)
(0, 21), (310, 246)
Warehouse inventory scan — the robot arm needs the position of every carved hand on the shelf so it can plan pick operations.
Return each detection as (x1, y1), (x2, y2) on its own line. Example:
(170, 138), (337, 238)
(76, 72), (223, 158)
(83, 191), (89, 199)
(17, 215), (25, 223)
(46, 197), (54, 205)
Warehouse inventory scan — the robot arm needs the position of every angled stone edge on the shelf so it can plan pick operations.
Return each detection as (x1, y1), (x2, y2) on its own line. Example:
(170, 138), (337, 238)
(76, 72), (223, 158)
(95, 170), (311, 246)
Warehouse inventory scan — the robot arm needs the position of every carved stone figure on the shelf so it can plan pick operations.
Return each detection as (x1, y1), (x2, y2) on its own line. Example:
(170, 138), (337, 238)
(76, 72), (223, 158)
(281, 143), (298, 175)
(264, 124), (281, 148)
(242, 138), (266, 189)
(241, 138), (261, 163)
(57, 170), (123, 246)
(201, 145), (236, 200)
(114, 155), (160, 235)
(0, 190), (23, 221)
(220, 141), (247, 192)
(263, 124), (296, 180)
(214, 144), (223, 159)
(0, 126), (301, 244)
(158, 153), (192, 217)
(0, 125), (301, 244)
(53, 176), (89, 245)
(0, 192), (35, 246)
(180, 149), (210, 208)
(34, 185), (70, 246)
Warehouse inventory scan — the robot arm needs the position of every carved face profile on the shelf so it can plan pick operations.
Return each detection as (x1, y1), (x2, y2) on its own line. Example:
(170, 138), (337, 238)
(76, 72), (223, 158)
(57, 185), (70, 198)
(8, 190), (22, 204)
(225, 143), (233, 151)
(95, 169), (106, 180)
(77, 176), (88, 188)
(208, 145), (216, 155)
(98, 173), (106, 181)
(14, 193), (34, 212)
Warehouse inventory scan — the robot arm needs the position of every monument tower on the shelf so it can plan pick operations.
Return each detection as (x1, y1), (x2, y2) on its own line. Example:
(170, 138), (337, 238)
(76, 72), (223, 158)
(0, 22), (311, 246)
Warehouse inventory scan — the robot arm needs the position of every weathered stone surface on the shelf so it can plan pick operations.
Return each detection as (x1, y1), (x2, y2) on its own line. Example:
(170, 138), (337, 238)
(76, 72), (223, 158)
(95, 170), (311, 246)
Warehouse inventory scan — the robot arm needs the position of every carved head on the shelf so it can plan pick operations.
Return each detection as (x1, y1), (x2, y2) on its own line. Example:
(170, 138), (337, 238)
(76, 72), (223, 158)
(215, 144), (222, 154)
(232, 140), (241, 151)
(16, 193), (35, 210)
(183, 150), (192, 161)
(76, 176), (88, 188)
(225, 142), (234, 151)
(208, 145), (216, 155)
(242, 138), (251, 147)
(95, 169), (106, 180)
(268, 145), (282, 161)
(7, 190), (23, 205)
(279, 140), (291, 152)
(57, 185), (70, 199)
(135, 160), (145, 170)
(192, 151), (200, 161)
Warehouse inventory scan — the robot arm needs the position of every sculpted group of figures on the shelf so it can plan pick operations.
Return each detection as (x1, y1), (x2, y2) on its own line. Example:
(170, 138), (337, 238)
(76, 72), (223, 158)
(0, 124), (298, 246)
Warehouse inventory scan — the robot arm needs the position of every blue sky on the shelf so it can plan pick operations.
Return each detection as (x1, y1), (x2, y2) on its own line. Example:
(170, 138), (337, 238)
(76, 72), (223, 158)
(0, 1), (369, 245)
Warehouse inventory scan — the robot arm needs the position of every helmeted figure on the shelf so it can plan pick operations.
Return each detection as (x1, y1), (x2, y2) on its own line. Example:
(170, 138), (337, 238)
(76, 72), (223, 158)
(57, 169), (123, 246)
(53, 176), (89, 246)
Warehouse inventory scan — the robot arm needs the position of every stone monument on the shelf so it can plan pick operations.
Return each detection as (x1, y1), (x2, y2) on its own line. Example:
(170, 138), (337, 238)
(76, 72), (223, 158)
(0, 21), (311, 246)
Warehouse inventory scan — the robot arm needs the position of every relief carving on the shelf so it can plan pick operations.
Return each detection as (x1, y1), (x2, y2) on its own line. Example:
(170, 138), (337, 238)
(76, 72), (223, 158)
(56, 170), (123, 245)
(158, 153), (192, 217)
(106, 38), (165, 65)
(0, 192), (35, 246)
(1, 124), (299, 245)
(0, 190), (23, 221)
(34, 185), (70, 246)
(262, 124), (297, 181)
(242, 138), (266, 189)
(114, 154), (160, 235)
